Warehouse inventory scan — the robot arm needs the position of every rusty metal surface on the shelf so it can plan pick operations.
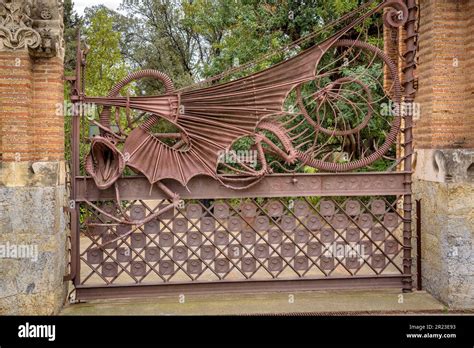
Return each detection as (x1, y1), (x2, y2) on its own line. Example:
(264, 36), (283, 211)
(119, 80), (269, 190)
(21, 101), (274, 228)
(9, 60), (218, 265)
(73, 0), (408, 193)
(74, 172), (409, 201)
(400, 0), (417, 292)
(66, 0), (416, 299)
(416, 199), (422, 291)
(75, 196), (406, 290)
(75, 275), (405, 300)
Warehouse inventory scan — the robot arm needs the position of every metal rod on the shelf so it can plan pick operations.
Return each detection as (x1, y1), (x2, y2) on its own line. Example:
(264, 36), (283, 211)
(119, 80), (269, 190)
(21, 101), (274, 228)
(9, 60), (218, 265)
(75, 275), (406, 301)
(69, 30), (82, 285)
(401, 0), (418, 293)
(74, 172), (410, 201)
(416, 199), (422, 290)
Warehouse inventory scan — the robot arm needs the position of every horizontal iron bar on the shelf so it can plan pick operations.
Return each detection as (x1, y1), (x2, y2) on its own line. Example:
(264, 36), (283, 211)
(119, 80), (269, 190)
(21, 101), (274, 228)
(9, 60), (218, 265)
(75, 275), (405, 301)
(74, 173), (409, 201)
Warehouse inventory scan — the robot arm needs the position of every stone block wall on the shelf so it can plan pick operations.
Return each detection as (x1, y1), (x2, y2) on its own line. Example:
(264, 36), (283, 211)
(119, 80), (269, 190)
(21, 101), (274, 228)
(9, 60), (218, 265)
(0, 162), (68, 314)
(413, 150), (474, 308)
(0, 0), (67, 314)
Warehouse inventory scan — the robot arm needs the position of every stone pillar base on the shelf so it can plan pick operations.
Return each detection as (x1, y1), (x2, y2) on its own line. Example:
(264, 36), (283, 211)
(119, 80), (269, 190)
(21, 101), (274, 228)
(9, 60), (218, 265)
(414, 149), (474, 309)
(0, 161), (68, 315)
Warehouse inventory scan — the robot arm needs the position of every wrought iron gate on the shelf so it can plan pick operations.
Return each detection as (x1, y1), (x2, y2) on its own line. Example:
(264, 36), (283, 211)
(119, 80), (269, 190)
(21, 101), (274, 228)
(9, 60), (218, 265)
(66, 0), (417, 300)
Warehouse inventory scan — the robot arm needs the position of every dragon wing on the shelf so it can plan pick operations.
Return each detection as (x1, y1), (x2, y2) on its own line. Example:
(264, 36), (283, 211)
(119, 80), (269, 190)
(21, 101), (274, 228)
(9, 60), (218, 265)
(122, 37), (340, 186)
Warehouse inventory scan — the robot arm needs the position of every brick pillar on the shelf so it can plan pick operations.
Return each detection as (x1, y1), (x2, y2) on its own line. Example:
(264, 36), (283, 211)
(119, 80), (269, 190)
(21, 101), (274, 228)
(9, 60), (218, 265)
(32, 57), (64, 160)
(0, 52), (33, 162)
(0, 1), (67, 314)
(413, 0), (474, 308)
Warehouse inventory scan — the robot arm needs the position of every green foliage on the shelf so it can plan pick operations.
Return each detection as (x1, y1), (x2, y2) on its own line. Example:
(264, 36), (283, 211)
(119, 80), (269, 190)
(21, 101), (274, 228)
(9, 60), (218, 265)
(84, 8), (129, 96)
(63, 0), (82, 75)
(63, 0), (81, 168)
(118, 0), (196, 91)
(64, 7), (130, 174)
(182, 0), (377, 80)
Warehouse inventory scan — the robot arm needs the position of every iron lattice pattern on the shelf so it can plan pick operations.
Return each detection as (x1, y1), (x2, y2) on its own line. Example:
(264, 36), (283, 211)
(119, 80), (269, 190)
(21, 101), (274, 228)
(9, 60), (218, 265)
(79, 196), (404, 286)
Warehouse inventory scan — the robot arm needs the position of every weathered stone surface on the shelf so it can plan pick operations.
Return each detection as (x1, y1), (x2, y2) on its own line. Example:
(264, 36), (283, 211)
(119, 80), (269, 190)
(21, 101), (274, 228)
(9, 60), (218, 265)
(0, 0), (64, 58)
(0, 186), (57, 235)
(414, 149), (474, 184)
(0, 161), (68, 314)
(0, 0), (66, 315)
(414, 173), (474, 309)
(0, 259), (20, 298)
(0, 285), (66, 315)
(0, 161), (62, 187)
(60, 290), (445, 315)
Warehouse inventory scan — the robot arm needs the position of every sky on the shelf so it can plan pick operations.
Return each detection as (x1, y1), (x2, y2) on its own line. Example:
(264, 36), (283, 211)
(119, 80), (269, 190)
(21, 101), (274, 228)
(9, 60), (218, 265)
(74, 0), (119, 16)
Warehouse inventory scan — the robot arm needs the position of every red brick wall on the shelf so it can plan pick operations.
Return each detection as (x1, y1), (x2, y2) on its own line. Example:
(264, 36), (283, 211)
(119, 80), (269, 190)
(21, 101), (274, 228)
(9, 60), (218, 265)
(414, 0), (474, 149)
(0, 52), (33, 162)
(468, 1), (474, 133)
(0, 52), (64, 162)
(32, 58), (64, 161)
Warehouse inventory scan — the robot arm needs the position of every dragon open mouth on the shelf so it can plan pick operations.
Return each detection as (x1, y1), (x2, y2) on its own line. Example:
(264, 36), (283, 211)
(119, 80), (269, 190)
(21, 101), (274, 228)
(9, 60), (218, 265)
(85, 136), (125, 190)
